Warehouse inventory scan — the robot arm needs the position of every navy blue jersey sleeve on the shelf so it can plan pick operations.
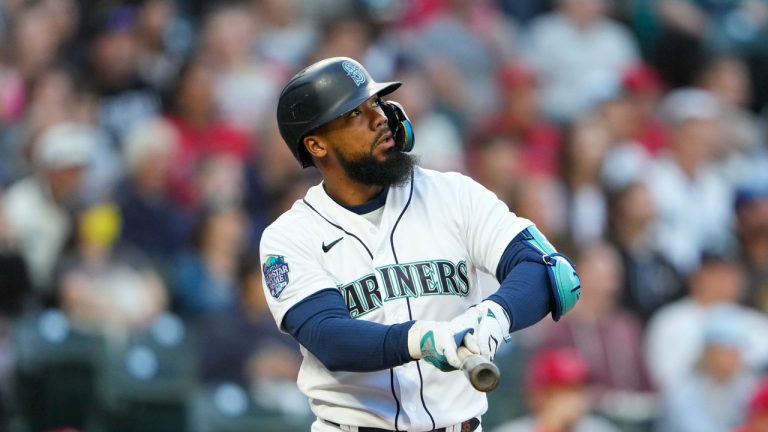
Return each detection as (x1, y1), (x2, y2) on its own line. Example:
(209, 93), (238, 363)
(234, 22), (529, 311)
(487, 233), (554, 332)
(282, 288), (414, 372)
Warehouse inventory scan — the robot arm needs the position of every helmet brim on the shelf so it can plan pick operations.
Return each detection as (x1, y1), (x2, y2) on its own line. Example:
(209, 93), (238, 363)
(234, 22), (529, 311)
(313, 80), (402, 131)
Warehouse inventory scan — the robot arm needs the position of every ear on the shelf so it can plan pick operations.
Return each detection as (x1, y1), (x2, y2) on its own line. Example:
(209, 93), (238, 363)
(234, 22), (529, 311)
(303, 135), (328, 160)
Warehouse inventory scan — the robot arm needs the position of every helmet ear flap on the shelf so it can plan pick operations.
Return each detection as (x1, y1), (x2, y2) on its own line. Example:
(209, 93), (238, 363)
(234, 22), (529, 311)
(380, 100), (415, 152)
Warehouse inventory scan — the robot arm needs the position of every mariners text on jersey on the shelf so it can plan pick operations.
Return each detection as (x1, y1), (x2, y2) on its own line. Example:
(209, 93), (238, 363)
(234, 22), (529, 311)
(340, 260), (470, 318)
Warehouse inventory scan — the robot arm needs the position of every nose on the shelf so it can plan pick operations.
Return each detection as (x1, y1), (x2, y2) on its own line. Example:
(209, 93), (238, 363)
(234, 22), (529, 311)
(370, 105), (388, 131)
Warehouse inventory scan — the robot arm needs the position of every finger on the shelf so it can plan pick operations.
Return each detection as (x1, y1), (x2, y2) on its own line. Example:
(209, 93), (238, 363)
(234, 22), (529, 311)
(463, 332), (480, 355)
(441, 333), (462, 370)
(477, 324), (492, 360)
(453, 328), (473, 347)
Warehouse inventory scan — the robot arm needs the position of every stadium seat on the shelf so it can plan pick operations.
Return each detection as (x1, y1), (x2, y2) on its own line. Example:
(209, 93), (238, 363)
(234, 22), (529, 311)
(11, 310), (107, 431)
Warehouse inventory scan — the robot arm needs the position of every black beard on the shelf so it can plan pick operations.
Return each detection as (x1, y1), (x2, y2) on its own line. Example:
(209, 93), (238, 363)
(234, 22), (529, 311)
(338, 147), (415, 187)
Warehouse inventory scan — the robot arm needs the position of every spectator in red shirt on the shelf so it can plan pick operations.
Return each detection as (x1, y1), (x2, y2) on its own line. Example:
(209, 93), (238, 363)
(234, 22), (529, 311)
(620, 63), (668, 156)
(164, 56), (250, 210)
(470, 63), (562, 178)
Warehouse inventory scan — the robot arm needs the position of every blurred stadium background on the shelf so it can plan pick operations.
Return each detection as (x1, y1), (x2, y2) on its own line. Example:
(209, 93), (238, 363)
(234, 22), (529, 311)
(1, 0), (768, 431)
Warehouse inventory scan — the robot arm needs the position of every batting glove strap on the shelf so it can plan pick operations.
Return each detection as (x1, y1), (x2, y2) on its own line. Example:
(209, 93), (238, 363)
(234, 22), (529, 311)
(407, 321), (463, 372)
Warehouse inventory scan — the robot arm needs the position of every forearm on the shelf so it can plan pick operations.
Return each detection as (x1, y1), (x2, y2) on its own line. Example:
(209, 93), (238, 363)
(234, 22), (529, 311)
(283, 289), (415, 372)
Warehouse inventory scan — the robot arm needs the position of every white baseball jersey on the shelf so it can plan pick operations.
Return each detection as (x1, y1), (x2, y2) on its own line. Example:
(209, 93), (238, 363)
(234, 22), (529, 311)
(260, 167), (532, 431)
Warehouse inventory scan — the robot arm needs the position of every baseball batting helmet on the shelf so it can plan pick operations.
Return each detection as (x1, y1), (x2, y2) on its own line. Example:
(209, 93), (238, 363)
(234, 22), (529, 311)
(526, 347), (589, 392)
(277, 57), (402, 167)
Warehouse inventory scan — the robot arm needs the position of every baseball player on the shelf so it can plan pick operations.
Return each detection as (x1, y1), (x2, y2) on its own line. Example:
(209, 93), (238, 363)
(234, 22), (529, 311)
(260, 57), (581, 432)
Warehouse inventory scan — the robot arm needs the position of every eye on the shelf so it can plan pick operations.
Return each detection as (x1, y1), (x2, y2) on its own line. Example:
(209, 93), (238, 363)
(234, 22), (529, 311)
(348, 108), (361, 117)
(373, 98), (382, 107)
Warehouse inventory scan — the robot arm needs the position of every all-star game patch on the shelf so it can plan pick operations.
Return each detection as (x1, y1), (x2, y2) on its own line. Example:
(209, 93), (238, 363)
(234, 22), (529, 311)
(263, 255), (290, 298)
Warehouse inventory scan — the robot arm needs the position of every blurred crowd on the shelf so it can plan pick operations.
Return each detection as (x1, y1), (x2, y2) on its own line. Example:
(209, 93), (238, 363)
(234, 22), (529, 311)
(0, 0), (768, 431)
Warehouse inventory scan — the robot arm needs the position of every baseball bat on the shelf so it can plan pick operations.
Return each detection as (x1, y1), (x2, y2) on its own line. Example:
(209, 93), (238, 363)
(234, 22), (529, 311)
(458, 346), (500, 392)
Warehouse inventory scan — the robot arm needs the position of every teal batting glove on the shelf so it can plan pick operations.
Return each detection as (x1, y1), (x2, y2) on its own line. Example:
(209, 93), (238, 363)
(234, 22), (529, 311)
(408, 321), (463, 372)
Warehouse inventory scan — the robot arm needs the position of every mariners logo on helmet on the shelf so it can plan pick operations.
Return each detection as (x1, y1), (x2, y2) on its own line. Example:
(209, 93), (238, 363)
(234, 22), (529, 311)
(342, 60), (366, 86)
(263, 255), (290, 298)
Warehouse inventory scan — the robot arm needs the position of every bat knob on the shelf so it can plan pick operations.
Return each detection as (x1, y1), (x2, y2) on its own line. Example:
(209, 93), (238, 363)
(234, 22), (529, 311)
(462, 354), (501, 392)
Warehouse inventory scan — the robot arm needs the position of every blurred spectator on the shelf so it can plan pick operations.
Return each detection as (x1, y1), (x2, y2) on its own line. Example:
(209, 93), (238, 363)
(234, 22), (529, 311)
(135, 0), (190, 92)
(598, 64), (668, 191)
(0, 63), (104, 189)
(697, 55), (760, 149)
(617, 63), (668, 156)
(471, 63), (562, 178)
(86, 4), (162, 143)
(734, 379), (768, 432)
(521, 0), (639, 122)
(646, 88), (733, 274)
(6, 2), (60, 81)
(657, 309), (760, 432)
(696, 55), (764, 187)
(395, 66), (465, 173)
(164, 56), (250, 210)
(414, 0), (517, 123)
(733, 162), (768, 313)
(654, 0), (768, 105)
(652, 0), (711, 87)
(245, 118), (306, 214)
(1, 122), (95, 295)
(540, 242), (655, 423)
(606, 182), (683, 323)
(57, 204), (168, 338)
(200, 253), (306, 416)
(0, 190), (23, 426)
(663, 0), (768, 54)
(645, 254), (768, 391)
(171, 204), (249, 318)
(199, 3), (281, 135)
(492, 347), (620, 432)
(559, 116), (611, 249)
(0, 188), (31, 316)
(253, 0), (319, 71)
(387, 0), (442, 32)
(3, 68), (121, 202)
(308, 11), (397, 82)
(197, 154), (248, 210)
(497, 0), (554, 25)
(509, 176), (568, 247)
(0, 61), (24, 130)
(116, 117), (189, 264)
(471, 135), (526, 208)
(0, 67), (56, 187)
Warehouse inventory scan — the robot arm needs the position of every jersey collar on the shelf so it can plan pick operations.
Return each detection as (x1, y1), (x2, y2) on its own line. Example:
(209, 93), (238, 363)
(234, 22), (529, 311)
(337, 186), (389, 215)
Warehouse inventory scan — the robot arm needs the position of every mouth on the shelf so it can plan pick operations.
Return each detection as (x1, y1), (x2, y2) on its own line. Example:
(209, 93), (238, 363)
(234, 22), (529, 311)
(376, 132), (395, 150)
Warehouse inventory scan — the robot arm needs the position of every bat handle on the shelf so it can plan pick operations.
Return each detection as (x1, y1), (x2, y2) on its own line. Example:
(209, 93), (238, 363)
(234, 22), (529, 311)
(458, 346), (500, 393)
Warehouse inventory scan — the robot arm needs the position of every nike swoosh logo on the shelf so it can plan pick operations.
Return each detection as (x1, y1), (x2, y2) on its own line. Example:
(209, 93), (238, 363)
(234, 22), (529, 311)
(322, 237), (343, 253)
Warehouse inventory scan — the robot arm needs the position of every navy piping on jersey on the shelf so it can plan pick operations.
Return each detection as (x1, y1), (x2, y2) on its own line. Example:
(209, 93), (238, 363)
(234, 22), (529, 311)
(388, 169), (435, 431)
(302, 200), (374, 259)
